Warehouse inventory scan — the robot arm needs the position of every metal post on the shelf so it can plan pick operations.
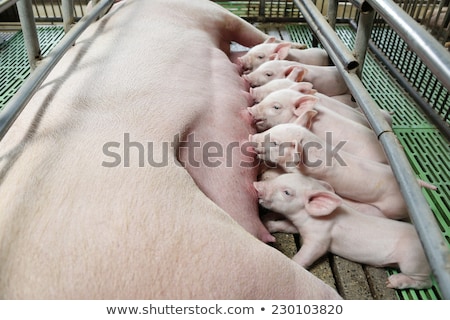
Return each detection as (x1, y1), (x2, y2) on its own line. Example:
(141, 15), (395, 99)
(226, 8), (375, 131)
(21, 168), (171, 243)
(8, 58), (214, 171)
(16, 0), (41, 70)
(353, 2), (375, 78)
(62, 0), (75, 33)
(328, 0), (338, 30)
(258, 0), (266, 21)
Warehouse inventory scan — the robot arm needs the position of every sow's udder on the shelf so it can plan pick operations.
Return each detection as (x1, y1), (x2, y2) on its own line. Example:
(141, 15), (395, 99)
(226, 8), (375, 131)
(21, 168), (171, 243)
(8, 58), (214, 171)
(177, 50), (274, 243)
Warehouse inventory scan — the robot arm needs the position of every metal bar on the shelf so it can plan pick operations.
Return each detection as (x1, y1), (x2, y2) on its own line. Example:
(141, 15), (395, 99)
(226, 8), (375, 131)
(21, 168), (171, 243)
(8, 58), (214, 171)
(353, 3), (375, 78)
(0, 0), (19, 13)
(367, 0), (450, 91)
(62, 0), (75, 33)
(16, 0), (41, 70)
(348, 0), (371, 12)
(0, 0), (115, 141)
(258, 0), (265, 21)
(327, 0), (338, 30)
(293, 0), (359, 71)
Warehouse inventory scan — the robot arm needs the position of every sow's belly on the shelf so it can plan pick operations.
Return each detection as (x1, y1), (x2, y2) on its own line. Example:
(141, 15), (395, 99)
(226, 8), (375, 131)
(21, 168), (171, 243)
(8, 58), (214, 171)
(178, 50), (273, 243)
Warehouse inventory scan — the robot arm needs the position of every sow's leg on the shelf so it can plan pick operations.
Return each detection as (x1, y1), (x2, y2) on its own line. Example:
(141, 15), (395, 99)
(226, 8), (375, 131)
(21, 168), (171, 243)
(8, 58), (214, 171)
(0, 0), (340, 299)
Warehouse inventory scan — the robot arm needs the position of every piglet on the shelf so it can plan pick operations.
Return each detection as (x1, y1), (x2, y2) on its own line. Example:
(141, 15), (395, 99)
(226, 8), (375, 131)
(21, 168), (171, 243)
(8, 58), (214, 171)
(250, 79), (317, 103)
(248, 89), (388, 163)
(249, 123), (436, 220)
(242, 59), (349, 96)
(254, 172), (432, 290)
(238, 36), (329, 73)
(259, 167), (386, 218)
(249, 75), (394, 126)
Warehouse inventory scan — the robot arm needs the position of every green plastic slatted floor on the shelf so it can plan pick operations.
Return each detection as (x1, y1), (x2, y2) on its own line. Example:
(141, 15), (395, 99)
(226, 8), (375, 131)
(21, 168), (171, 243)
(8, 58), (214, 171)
(0, 24), (449, 300)
(0, 26), (64, 110)
(288, 24), (449, 300)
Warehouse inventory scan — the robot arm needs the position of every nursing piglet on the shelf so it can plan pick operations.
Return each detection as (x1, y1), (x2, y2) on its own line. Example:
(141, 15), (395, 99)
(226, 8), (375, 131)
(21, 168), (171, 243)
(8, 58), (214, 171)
(258, 167), (386, 219)
(242, 59), (349, 96)
(249, 123), (436, 220)
(254, 172), (432, 290)
(249, 76), (395, 126)
(248, 89), (388, 163)
(238, 36), (329, 73)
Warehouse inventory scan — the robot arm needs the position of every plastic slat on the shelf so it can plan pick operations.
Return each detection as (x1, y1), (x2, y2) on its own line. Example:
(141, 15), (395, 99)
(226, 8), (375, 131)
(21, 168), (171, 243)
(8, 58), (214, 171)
(0, 26), (64, 111)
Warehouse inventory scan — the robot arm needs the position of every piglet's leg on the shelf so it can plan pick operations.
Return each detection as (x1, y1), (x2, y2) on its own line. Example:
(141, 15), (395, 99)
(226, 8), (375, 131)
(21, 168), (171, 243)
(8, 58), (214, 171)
(264, 218), (298, 234)
(386, 273), (432, 290)
(292, 241), (329, 269)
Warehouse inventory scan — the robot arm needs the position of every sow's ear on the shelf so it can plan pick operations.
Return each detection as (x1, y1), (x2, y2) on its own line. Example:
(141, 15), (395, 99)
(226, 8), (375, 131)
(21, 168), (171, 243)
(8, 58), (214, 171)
(304, 190), (342, 217)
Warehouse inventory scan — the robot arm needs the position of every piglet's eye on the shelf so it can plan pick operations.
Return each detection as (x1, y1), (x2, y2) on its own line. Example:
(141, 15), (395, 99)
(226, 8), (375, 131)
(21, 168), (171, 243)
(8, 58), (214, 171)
(257, 55), (265, 59)
(265, 72), (273, 77)
(273, 105), (280, 110)
(283, 190), (291, 196)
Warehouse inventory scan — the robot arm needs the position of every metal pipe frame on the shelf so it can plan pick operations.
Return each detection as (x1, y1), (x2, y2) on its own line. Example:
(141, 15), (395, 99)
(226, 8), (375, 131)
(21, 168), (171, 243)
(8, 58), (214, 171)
(0, 0), (18, 13)
(353, 3), (375, 78)
(293, 0), (450, 299)
(367, 0), (450, 91)
(366, 35), (450, 141)
(16, 0), (41, 70)
(258, 0), (266, 20)
(0, 0), (115, 141)
(327, 0), (338, 30)
(61, 0), (75, 33)
(348, 0), (372, 12)
(293, 0), (359, 71)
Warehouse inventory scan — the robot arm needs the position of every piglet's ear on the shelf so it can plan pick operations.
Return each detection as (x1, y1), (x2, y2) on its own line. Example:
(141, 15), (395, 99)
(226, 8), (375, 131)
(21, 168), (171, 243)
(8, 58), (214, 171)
(274, 43), (291, 60)
(289, 82), (317, 94)
(304, 190), (342, 217)
(269, 53), (280, 61)
(285, 66), (307, 82)
(295, 109), (318, 128)
(294, 95), (318, 112)
(264, 36), (277, 44)
(316, 179), (335, 193)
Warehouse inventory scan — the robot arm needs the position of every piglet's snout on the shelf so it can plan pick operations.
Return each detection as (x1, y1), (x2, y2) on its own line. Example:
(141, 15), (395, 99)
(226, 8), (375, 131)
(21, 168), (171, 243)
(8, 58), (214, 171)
(253, 181), (265, 198)
(247, 107), (256, 121)
(242, 74), (255, 86)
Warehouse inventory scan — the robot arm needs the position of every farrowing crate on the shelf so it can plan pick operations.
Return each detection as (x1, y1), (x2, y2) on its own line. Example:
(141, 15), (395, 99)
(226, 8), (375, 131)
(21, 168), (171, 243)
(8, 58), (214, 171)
(1, 0), (449, 300)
